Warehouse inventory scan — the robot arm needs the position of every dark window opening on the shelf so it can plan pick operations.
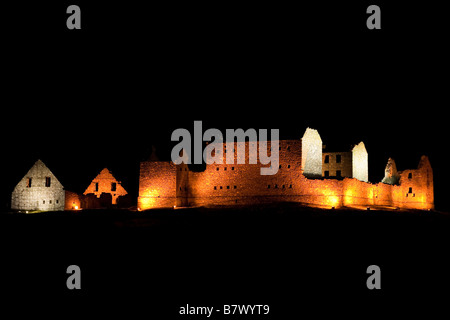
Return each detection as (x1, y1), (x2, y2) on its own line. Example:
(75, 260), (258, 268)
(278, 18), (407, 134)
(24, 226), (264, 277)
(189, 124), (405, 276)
(220, 186), (223, 190)
(336, 170), (342, 178)
(324, 171), (329, 177)
(26, 178), (32, 188)
(111, 182), (117, 192)
(234, 186), (237, 189)
(408, 173), (412, 179)
(324, 155), (329, 164)
(288, 165), (291, 168)
(268, 185), (271, 189)
(275, 184), (278, 189)
(232, 167), (235, 170)
(289, 184), (292, 188)
(224, 167), (227, 171)
(45, 177), (51, 187)
(216, 167), (219, 171)
(336, 155), (341, 163)
(408, 187), (413, 193)
(227, 186), (230, 189)
(214, 186), (217, 190)
(95, 182), (99, 192)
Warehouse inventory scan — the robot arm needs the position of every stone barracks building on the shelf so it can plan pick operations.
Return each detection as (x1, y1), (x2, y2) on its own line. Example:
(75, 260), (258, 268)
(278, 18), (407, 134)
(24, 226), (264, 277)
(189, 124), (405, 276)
(11, 159), (65, 211)
(138, 128), (434, 211)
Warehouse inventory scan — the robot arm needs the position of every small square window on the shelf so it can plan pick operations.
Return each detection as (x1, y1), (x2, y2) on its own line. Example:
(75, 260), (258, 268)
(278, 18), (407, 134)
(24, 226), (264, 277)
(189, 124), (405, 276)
(336, 170), (342, 177)
(216, 167), (219, 171)
(220, 186), (223, 190)
(324, 171), (329, 177)
(227, 186), (230, 189)
(287, 165), (291, 168)
(234, 186), (237, 189)
(232, 167), (235, 170)
(214, 186), (217, 190)
(289, 184), (292, 188)
(336, 155), (341, 163)
(268, 185), (271, 189)
(224, 167), (227, 171)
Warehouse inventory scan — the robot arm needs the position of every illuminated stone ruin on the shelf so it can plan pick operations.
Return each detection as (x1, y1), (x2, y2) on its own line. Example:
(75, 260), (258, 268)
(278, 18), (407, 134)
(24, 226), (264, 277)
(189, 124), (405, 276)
(84, 168), (128, 205)
(322, 142), (368, 182)
(301, 128), (323, 178)
(352, 142), (368, 182)
(382, 158), (400, 185)
(11, 159), (65, 211)
(139, 128), (434, 211)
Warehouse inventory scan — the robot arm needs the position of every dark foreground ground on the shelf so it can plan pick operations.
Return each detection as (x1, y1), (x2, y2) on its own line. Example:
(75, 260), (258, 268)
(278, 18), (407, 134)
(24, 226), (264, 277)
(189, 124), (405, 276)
(1, 204), (449, 319)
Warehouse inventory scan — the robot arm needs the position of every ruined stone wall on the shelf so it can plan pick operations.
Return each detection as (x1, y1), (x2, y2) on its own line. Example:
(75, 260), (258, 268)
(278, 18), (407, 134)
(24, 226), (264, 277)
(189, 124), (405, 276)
(11, 160), (65, 211)
(342, 178), (374, 207)
(138, 127), (433, 211)
(352, 142), (368, 182)
(65, 191), (81, 210)
(138, 161), (177, 209)
(184, 140), (306, 207)
(83, 168), (128, 205)
(390, 158), (434, 209)
(322, 152), (352, 178)
(301, 128), (322, 178)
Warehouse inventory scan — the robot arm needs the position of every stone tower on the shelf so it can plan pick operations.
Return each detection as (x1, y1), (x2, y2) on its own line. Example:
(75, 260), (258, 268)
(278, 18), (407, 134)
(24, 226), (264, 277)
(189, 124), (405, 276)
(11, 159), (65, 211)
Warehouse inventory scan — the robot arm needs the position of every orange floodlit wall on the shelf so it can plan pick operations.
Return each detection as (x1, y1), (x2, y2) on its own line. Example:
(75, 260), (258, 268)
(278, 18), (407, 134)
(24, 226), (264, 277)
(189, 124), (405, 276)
(84, 168), (128, 205)
(138, 161), (177, 209)
(65, 190), (82, 210)
(138, 129), (434, 211)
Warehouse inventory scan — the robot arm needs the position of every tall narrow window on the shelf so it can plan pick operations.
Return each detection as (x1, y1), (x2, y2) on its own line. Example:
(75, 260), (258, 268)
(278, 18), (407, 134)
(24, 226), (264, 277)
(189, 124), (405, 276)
(336, 155), (341, 163)
(336, 170), (342, 178)
(111, 182), (117, 192)
(26, 178), (32, 188)
(408, 173), (412, 179)
(408, 187), (413, 194)
(45, 177), (51, 187)
(324, 171), (329, 177)
(324, 155), (329, 164)
(95, 182), (99, 192)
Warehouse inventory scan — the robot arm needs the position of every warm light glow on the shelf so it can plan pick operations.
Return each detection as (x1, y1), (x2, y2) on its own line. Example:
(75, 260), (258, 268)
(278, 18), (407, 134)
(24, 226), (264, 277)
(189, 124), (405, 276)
(74, 205), (79, 210)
